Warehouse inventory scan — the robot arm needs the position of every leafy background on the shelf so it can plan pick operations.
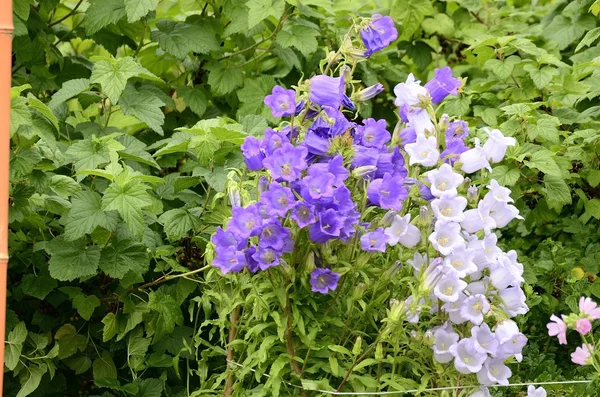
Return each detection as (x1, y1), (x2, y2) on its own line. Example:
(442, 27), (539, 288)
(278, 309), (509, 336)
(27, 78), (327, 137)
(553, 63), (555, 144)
(7, 0), (600, 395)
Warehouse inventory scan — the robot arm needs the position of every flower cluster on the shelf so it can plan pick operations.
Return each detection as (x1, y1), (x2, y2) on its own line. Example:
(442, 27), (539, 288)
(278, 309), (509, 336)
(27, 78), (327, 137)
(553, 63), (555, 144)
(547, 297), (600, 367)
(210, 13), (529, 392)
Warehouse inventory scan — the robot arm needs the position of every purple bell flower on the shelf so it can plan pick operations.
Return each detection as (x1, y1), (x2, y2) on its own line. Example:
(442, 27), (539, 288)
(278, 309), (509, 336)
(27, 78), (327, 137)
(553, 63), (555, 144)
(356, 118), (391, 149)
(367, 173), (408, 210)
(213, 249), (247, 274)
(291, 202), (316, 228)
(245, 246), (260, 273)
(310, 268), (341, 294)
(375, 147), (407, 179)
(227, 205), (262, 239)
(261, 128), (289, 155)
(259, 221), (291, 251)
(309, 208), (343, 243)
(241, 136), (265, 171)
(303, 172), (336, 199)
(261, 183), (296, 217)
(252, 246), (280, 270)
(360, 228), (389, 252)
(264, 85), (297, 117)
(441, 140), (468, 165)
(307, 155), (349, 186)
(446, 120), (469, 142)
(355, 83), (384, 102)
(424, 66), (462, 104)
(263, 143), (307, 182)
(360, 14), (398, 57)
(309, 75), (345, 109)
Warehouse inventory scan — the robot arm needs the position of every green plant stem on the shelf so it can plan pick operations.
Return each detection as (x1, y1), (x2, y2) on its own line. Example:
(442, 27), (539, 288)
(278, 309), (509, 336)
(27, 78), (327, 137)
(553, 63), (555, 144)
(137, 265), (210, 290)
(224, 305), (241, 397)
(48, 0), (84, 27)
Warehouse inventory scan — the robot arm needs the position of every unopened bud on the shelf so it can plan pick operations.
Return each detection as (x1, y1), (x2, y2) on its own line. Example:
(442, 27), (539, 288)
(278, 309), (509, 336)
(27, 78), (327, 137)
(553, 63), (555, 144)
(381, 210), (397, 227)
(305, 252), (316, 272)
(353, 282), (368, 299)
(353, 83), (384, 102)
(258, 176), (269, 195)
(228, 187), (241, 208)
(352, 165), (377, 178)
(439, 114), (450, 132)
(352, 336), (363, 355)
(467, 185), (478, 204)
(340, 65), (352, 81)
(375, 343), (384, 361)
(419, 206), (432, 227)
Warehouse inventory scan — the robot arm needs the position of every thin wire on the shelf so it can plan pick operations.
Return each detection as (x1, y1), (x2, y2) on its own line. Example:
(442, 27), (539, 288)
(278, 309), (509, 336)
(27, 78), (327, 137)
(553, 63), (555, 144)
(226, 360), (592, 395)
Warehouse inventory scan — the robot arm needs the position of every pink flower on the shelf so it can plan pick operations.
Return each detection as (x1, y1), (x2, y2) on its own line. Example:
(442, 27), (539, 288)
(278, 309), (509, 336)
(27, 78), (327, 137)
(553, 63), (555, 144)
(576, 318), (592, 335)
(571, 344), (593, 366)
(579, 297), (600, 320)
(547, 314), (567, 345)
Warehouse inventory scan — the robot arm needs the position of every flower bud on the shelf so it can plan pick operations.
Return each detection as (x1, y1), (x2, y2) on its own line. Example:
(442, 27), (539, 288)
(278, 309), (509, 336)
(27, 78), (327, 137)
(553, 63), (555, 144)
(353, 282), (368, 299)
(305, 251), (316, 273)
(228, 186), (241, 208)
(352, 336), (363, 355)
(467, 185), (478, 204)
(258, 176), (269, 195)
(353, 83), (384, 102)
(340, 64), (352, 81)
(439, 113), (450, 132)
(381, 210), (397, 227)
(352, 165), (377, 178)
(418, 206), (432, 227)
(375, 342), (384, 361)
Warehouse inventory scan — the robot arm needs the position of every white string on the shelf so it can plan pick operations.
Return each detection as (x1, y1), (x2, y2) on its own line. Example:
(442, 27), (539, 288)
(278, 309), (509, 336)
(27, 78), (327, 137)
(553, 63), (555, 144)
(227, 360), (592, 395)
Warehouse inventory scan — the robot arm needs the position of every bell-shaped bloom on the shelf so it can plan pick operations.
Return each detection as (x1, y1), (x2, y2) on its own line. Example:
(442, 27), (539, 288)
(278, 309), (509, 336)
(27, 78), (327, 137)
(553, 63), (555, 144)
(303, 172), (336, 199)
(252, 246), (280, 270)
(354, 83), (384, 101)
(489, 202), (523, 228)
(527, 386), (547, 397)
(375, 147), (408, 179)
(461, 200), (497, 234)
(490, 252), (524, 290)
(449, 338), (488, 374)
(291, 202), (316, 228)
(310, 268), (341, 294)
(360, 14), (398, 56)
(308, 155), (349, 187)
(469, 388), (491, 397)
(469, 233), (502, 269)
(579, 297), (600, 320)
(483, 179), (514, 210)
(263, 143), (307, 182)
(424, 66), (462, 104)
(482, 129), (516, 163)
(461, 294), (490, 325)
(434, 271), (467, 303)
(352, 145), (380, 168)
(571, 344), (594, 366)
(471, 324), (499, 355)
(261, 183), (296, 217)
(441, 140), (469, 165)
(443, 292), (468, 324)
(404, 106), (435, 136)
(446, 120), (469, 142)
(425, 163), (464, 197)
(443, 246), (477, 278)
(241, 136), (265, 170)
(432, 327), (459, 363)
(245, 246), (260, 273)
(309, 208), (343, 243)
(356, 118), (391, 148)
(213, 249), (247, 274)
(405, 135), (440, 167)
(212, 227), (244, 253)
(404, 295), (424, 323)
(499, 287), (528, 317)
(228, 205), (262, 239)
(367, 173), (408, 210)
(429, 220), (464, 255)
(477, 358), (512, 386)
(394, 73), (428, 108)
(360, 228), (389, 252)
(264, 85), (297, 117)
(309, 75), (345, 109)
(576, 318), (592, 335)
(262, 128), (289, 155)
(496, 320), (527, 357)
(459, 138), (491, 174)
(547, 314), (568, 345)
(259, 221), (291, 251)
(400, 126), (417, 145)
(431, 194), (468, 222)
(385, 214), (421, 248)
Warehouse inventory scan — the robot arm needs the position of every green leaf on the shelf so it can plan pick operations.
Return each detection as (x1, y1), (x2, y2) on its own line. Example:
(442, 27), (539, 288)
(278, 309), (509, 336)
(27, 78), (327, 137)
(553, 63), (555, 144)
(119, 86), (165, 135)
(576, 27), (600, 52)
(585, 169), (600, 188)
(484, 56), (521, 80)
(10, 96), (31, 136)
(63, 191), (120, 241)
(100, 239), (149, 279)
(177, 86), (208, 117)
(206, 62), (244, 96)
(524, 151), (562, 177)
(275, 22), (319, 57)
(193, 166), (228, 192)
(20, 274), (57, 300)
(27, 97), (59, 131)
(46, 237), (102, 281)
(158, 209), (203, 241)
(391, 0), (432, 40)
(404, 41), (433, 71)
(85, 0), (126, 35)
(49, 175), (81, 199)
(16, 365), (44, 397)
(543, 174), (572, 211)
(440, 95), (470, 117)
(66, 139), (112, 172)
(73, 294), (101, 320)
(585, 199), (600, 220)
(544, 15), (596, 50)
(93, 351), (118, 380)
(491, 165), (520, 186)
(102, 181), (152, 239)
(124, 0), (157, 22)
(90, 57), (145, 103)
(148, 292), (184, 342)
(421, 13), (454, 36)
(247, 0), (284, 29)
(117, 135), (161, 169)
(137, 379), (164, 397)
(14, 0), (33, 20)
(151, 20), (219, 59)
(241, 114), (268, 136)
(49, 79), (90, 110)
(64, 356), (92, 375)
(5, 322), (27, 371)
(529, 66), (558, 89)
(102, 313), (119, 342)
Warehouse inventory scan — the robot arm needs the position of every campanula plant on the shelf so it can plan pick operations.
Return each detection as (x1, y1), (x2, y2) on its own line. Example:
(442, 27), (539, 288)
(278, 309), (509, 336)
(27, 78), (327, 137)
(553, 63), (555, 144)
(209, 14), (529, 396)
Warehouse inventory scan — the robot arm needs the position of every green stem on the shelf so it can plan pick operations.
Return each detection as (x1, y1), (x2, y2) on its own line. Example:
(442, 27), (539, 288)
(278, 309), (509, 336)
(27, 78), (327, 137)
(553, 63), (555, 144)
(48, 0), (84, 27)
(137, 265), (211, 290)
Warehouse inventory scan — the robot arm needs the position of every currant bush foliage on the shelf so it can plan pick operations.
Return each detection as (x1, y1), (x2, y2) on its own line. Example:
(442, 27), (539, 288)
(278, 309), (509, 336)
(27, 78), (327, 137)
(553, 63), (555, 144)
(7, 0), (600, 396)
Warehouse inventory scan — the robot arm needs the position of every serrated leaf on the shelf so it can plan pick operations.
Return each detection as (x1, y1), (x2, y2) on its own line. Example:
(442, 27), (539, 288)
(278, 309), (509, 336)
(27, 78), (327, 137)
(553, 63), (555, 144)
(241, 114), (268, 136)
(49, 79), (90, 110)
(16, 365), (44, 397)
(543, 174), (571, 211)
(85, 0), (126, 35)
(14, 0), (33, 20)
(576, 27), (600, 52)
(93, 351), (118, 380)
(524, 151), (562, 177)
(137, 378), (163, 397)
(102, 313), (119, 342)
(119, 86), (165, 135)
(5, 322), (27, 371)
(544, 14), (596, 51)
(158, 209), (203, 241)
(151, 20), (219, 59)
(484, 56), (521, 80)
(529, 66), (558, 89)
(10, 96), (31, 136)
(491, 165), (520, 186)
(49, 175), (81, 198)
(20, 275), (57, 300)
(124, 0), (157, 22)
(27, 97), (59, 131)
(91, 57), (145, 103)
(247, 0), (284, 29)
(421, 13), (454, 36)
(276, 22), (319, 57)
(64, 356), (92, 375)
(148, 292), (183, 342)
(117, 135), (160, 169)
(102, 181), (152, 239)
(391, 0), (432, 40)
(73, 294), (101, 320)
(585, 199), (600, 220)
(206, 62), (244, 96)
(63, 191), (120, 241)
(176, 86), (208, 117)
(193, 166), (228, 192)
(46, 237), (102, 281)
(100, 239), (149, 278)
